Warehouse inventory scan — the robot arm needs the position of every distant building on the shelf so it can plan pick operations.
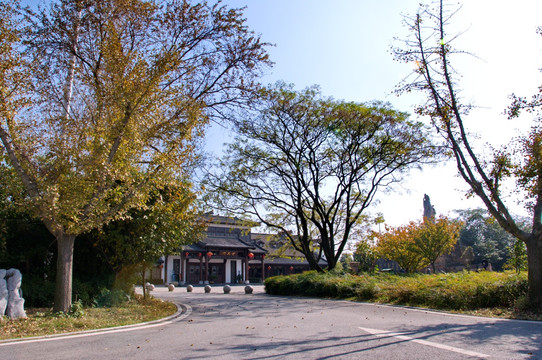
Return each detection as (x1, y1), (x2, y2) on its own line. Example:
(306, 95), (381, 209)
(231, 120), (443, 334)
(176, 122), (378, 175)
(252, 233), (327, 277)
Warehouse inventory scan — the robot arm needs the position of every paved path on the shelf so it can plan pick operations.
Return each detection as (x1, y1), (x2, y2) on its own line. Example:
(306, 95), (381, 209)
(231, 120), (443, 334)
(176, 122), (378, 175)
(1, 284), (542, 359)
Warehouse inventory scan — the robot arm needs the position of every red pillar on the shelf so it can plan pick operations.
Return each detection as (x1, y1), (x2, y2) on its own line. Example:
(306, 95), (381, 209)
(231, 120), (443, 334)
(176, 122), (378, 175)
(205, 254), (209, 283)
(199, 255), (203, 283)
(245, 253), (249, 283)
(261, 256), (265, 281)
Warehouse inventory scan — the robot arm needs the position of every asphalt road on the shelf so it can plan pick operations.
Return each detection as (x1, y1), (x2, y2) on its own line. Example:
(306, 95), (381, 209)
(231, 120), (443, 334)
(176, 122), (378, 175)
(1, 285), (541, 359)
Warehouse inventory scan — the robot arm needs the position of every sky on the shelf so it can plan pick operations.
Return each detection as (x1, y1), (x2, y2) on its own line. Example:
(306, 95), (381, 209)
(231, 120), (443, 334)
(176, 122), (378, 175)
(205, 0), (542, 226)
(22, 0), (542, 227)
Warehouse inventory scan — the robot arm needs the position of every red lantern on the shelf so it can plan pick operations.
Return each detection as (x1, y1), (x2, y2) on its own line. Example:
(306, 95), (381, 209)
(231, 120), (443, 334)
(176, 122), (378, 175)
(289, 266), (294, 271)
(248, 252), (254, 259)
(198, 252), (202, 257)
(184, 252), (189, 257)
(262, 254), (265, 260)
(267, 266), (271, 270)
(207, 251), (213, 258)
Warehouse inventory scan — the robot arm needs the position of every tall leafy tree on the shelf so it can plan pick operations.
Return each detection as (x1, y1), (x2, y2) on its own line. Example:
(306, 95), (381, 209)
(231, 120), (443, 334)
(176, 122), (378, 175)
(206, 83), (435, 271)
(0, 0), (270, 312)
(393, 0), (542, 309)
(91, 181), (204, 298)
(456, 209), (517, 271)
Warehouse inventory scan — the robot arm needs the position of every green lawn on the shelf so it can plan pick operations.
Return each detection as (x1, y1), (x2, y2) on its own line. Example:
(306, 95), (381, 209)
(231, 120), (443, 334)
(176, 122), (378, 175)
(0, 296), (177, 340)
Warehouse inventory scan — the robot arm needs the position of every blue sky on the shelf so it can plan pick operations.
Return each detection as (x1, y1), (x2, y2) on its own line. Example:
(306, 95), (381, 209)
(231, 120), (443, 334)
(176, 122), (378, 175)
(22, 0), (542, 227)
(207, 0), (542, 227)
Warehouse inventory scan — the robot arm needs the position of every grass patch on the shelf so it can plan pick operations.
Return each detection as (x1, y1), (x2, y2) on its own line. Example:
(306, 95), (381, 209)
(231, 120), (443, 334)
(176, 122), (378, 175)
(265, 270), (539, 319)
(0, 295), (177, 340)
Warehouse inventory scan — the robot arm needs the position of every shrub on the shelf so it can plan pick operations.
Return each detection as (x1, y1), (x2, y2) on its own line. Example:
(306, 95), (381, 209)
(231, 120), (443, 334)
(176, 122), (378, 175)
(93, 288), (129, 308)
(20, 275), (55, 308)
(264, 270), (528, 311)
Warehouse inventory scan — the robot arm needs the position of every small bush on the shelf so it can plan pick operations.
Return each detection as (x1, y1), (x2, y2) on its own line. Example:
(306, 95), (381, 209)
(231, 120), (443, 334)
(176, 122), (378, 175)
(20, 275), (55, 307)
(93, 288), (129, 308)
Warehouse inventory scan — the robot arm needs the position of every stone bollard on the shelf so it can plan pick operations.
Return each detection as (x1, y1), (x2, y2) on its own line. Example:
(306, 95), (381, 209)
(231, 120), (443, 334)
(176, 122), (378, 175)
(223, 285), (231, 294)
(186, 285), (193, 292)
(145, 282), (155, 293)
(168, 284), (175, 292)
(244, 285), (253, 294)
(204, 285), (212, 293)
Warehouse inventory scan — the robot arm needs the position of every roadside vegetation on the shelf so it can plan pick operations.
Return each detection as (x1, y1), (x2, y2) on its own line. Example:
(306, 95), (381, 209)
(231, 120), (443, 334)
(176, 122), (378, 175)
(264, 271), (541, 320)
(0, 294), (176, 340)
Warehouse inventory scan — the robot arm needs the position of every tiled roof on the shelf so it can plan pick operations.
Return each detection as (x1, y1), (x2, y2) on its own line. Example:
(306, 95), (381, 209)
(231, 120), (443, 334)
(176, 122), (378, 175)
(262, 256), (327, 266)
(201, 237), (252, 248)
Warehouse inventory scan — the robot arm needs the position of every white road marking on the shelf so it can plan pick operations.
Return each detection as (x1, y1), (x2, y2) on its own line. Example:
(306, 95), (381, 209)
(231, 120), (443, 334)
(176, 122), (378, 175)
(359, 326), (490, 359)
(0, 303), (192, 347)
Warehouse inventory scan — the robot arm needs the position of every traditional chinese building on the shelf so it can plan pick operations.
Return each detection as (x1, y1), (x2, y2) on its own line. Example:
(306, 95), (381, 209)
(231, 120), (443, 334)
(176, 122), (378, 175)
(159, 215), (327, 285)
(163, 215), (266, 285)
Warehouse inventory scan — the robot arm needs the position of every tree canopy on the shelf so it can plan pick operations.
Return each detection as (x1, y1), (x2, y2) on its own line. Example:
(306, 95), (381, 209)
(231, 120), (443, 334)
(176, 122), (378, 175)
(206, 83), (435, 271)
(0, 0), (270, 312)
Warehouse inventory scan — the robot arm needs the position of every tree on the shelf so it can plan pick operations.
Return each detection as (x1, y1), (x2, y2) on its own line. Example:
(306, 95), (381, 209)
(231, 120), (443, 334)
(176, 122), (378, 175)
(374, 223), (427, 273)
(413, 215), (462, 273)
(456, 209), (518, 271)
(375, 216), (461, 273)
(206, 83), (434, 271)
(505, 239), (528, 274)
(92, 181), (204, 298)
(353, 238), (377, 273)
(394, 0), (542, 309)
(0, 0), (270, 312)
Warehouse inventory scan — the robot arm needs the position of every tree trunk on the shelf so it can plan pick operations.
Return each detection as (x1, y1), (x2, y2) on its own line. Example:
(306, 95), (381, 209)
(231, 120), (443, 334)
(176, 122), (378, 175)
(303, 250), (324, 272)
(141, 269), (147, 299)
(526, 236), (542, 310)
(53, 233), (76, 313)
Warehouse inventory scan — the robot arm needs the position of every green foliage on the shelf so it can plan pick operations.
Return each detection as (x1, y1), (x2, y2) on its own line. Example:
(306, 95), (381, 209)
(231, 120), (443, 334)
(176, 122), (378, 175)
(504, 239), (528, 274)
(375, 216), (461, 273)
(353, 238), (377, 273)
(68, 300), (85, 318)
(208, 82), (435, 272)
(93, 288), (129, 308)
(21, 275), (56, 308)
(264, 271), (528, 311)
(457, 209), (518, 270)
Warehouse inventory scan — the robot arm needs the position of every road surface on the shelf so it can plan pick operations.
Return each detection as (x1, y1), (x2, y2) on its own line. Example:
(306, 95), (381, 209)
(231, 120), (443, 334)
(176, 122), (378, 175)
(1, 285), (541, 359)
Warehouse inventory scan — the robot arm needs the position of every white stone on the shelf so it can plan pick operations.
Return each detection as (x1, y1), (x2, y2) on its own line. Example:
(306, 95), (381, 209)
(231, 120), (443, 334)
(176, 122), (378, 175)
(0, 269), (7, 317)
(5, 269), (26, 319)
(168, 284), (175, 292)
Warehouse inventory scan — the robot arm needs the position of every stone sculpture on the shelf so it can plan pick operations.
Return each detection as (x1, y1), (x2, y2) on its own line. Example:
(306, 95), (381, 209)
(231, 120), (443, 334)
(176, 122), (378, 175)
(0, 269), (7, 317)
(1, 268), (26, 319)
(423, 194), (436, 221)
